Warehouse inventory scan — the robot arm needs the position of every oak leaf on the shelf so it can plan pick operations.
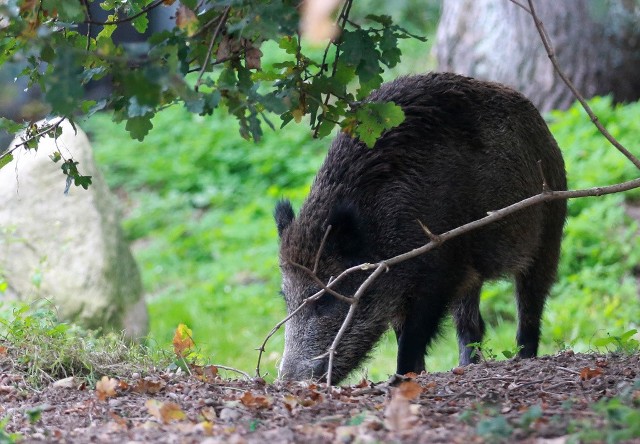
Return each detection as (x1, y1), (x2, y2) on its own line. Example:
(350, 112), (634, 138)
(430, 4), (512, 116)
(240, 391), (272, 409)
(580, 367), (603, 381)
(146, 399), (187, 424)
(95, 376), (118, 401)
(173, 323), (195, 358)
(175, 5), (198, 37)
(397, 380), (422, 400)
(133, 378), (166, 394)
(245, 47), (263, 70)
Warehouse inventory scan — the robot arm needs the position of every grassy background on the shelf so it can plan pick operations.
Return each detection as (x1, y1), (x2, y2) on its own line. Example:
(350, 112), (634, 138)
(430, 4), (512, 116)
(75, 30), (640, 382)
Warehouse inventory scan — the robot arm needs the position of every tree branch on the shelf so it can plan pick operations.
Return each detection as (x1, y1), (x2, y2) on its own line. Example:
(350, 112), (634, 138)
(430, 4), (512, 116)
(289, 261), (353, 303)
(313, 224), (332, 274)
(83, 0), (165, 26)
(325, 261), (387, 387)
(0, 118), (67, 162)
(195, 5), (231, 92)
(513, 0), (640, 170)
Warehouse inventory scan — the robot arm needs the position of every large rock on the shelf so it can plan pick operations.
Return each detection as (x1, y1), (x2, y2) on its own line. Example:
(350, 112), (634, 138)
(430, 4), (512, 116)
(0, 120), (148, 340)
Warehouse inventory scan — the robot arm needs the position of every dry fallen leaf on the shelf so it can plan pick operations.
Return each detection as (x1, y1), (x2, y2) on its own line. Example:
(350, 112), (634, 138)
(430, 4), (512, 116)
(200, 406), (217, 422)
(193, 365), (219, 383)
(133, 378), (166, 394)
(283, 394), (298, 412)
(96, 376), (118, 401)
(146, 399), (187, 424)
(580, 367), (603, 381)
(240, 391), (272, 409)
(173, 323), (195, 358)
(53, 376), (78, 389)
(0, 345), (7, 356)
(109, 411), (129, 428)
(192, 421), (213, 436)
(384, 381), (421, 432)
(397, 380), (422, 400)
(298, 388), (324, 407)
(384, 391), (416, 432)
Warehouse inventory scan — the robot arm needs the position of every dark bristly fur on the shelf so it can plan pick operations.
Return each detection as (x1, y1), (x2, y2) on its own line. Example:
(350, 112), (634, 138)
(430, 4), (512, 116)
(275, 72), (567, 383)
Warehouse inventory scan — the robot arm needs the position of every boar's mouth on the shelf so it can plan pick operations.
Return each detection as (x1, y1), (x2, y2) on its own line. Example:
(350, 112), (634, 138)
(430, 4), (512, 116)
(279, 357), (352, 384)
(278, 357), (327, 382)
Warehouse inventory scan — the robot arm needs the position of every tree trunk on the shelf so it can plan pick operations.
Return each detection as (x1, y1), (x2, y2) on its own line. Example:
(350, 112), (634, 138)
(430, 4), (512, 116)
(434, 0), (640, 112)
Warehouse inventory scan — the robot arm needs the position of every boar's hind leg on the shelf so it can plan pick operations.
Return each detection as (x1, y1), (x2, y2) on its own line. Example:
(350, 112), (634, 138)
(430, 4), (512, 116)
(395, 287), (450, 376)
(451, 282), (485, 366)
(515, 230), (562, 359)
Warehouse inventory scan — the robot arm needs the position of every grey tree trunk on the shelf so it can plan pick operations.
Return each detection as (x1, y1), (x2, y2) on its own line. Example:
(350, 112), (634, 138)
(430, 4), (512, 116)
(434, 0), (640, 112)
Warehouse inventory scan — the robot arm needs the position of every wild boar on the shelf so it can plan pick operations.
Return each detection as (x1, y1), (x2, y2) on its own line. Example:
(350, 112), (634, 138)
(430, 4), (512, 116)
(275, 72), (567, 383)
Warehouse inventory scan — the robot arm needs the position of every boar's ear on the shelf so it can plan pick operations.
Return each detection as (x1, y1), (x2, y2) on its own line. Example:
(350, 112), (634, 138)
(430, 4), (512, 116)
(327, 203), (366, 259)
(274, 199), (295, 236)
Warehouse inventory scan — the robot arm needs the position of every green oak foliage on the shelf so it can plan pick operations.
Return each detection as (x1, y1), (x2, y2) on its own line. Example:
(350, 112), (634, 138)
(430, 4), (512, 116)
(0, 0), (423, 183)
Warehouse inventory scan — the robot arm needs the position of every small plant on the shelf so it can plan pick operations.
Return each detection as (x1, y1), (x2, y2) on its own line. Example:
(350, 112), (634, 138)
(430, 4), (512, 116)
(518, 405), (543, 432)
(0, 416), (21, 443)
(500, 345), (524, 359)
(593, 329), (639, 354)
(475, 415), (513, 442)
(569, 383), (640, 443)
(467, 341), (497, 362)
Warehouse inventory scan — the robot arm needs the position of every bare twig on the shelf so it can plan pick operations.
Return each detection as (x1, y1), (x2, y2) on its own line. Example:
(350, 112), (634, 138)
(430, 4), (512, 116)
(0, 118), (67, 162)
(255, 287), (329, 378)
(313, 225), (332, 274)
(83, 0), (164, 26)
(514, 0), (640, 170)
(555, 366), (581, 376)
(326, 262), (388, 387)
(81, 0), (92, 51)
(313, 0), (354, 138)
(195, 5), (231, 92)
(212, 364), (251, 380)
(418, 220), (441, 244)
(537, 160), (551, 192)
(289, 261), (353, 303)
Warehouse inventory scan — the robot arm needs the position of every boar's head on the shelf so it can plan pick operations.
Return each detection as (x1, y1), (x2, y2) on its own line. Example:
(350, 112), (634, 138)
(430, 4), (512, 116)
(274, 200), (390, 383)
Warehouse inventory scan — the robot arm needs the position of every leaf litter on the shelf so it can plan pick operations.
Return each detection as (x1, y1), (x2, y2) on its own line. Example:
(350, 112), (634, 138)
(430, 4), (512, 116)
(1, 350), (638, 443)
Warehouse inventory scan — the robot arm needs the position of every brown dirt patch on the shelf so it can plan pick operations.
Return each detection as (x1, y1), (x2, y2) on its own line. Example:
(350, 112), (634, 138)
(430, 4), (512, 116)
(1, 351), (639, 443)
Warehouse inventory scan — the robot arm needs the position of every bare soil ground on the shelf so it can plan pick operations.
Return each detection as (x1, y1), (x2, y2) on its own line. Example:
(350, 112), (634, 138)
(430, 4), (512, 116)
(1, 351), (639, 443)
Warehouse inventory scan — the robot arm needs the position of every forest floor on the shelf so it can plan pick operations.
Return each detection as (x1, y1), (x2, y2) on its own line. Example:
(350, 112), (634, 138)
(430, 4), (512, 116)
(1, 350), (639, 443)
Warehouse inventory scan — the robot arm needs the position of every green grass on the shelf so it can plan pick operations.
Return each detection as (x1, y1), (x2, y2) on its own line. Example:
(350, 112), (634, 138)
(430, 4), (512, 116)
(0, 301), (170, 387)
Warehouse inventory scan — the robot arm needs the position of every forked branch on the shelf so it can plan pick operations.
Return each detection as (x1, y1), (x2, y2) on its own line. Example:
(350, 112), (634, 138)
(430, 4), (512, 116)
(510, 0), (640, 170)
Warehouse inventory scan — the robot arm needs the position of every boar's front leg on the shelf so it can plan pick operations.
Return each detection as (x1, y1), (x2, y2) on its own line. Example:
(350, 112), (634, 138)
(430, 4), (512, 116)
(395, 282), (451, 376)
(451, 282), (485, 366)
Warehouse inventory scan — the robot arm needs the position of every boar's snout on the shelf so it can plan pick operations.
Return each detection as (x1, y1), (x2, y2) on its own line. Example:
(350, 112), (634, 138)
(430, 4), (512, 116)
(279, 356), (327, 381)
